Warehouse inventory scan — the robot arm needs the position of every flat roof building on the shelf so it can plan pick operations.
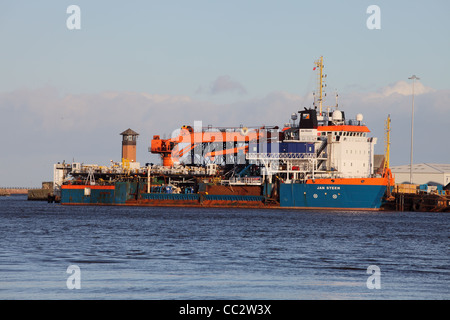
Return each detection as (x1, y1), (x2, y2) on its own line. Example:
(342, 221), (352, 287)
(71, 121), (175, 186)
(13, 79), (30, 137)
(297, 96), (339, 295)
(391, 163), (450, 187)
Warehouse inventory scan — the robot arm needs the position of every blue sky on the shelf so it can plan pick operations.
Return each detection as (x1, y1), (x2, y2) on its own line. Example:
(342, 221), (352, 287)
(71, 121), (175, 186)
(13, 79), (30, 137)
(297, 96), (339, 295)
(1, 0), (449, 186)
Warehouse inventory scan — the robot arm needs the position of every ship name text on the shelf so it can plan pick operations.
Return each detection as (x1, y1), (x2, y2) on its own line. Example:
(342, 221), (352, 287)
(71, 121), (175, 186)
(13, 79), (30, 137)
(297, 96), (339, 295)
(317, 186), (341, 190)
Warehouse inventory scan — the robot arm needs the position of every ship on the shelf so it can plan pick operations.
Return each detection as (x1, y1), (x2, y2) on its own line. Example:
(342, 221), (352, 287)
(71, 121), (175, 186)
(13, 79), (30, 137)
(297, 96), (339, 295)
(55, 57), (394, 210)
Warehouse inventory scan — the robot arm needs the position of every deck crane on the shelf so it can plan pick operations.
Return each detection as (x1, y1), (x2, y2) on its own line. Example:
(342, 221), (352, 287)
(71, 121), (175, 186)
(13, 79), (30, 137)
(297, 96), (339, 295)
(150, 125), (276, 167)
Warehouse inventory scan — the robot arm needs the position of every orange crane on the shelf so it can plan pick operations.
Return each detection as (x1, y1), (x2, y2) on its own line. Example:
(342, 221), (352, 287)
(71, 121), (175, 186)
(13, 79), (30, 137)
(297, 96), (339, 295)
(150, 125), (269, 167)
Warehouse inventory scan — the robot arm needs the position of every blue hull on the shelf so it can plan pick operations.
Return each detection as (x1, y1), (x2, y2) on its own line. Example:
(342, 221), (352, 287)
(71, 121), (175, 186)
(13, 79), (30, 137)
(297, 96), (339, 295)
(60, 182), (140, 205)
(280, 183), (387, 209)
(61, 182), (388, 210)
(60, 182), (265, 207)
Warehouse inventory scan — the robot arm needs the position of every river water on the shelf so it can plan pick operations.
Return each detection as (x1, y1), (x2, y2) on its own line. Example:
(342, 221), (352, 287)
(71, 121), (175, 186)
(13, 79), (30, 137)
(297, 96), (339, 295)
(0, 195), (448, 300)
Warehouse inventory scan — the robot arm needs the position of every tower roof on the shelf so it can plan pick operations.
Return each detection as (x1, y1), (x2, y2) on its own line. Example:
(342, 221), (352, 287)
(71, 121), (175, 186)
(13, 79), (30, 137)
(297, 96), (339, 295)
(120, 128), (139, 136)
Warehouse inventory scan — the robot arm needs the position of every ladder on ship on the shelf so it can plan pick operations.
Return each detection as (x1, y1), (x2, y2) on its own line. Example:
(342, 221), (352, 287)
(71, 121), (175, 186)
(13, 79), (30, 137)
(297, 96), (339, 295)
(316, 139), (328, 169)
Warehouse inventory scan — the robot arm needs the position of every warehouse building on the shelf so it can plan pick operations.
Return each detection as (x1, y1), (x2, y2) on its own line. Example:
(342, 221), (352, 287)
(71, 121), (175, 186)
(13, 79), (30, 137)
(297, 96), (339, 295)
(390, 163), (450, 187)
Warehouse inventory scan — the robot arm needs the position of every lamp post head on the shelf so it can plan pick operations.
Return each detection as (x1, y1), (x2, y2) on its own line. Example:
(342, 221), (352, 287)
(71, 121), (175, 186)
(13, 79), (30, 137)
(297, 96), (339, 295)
(408, 75), (420, 80)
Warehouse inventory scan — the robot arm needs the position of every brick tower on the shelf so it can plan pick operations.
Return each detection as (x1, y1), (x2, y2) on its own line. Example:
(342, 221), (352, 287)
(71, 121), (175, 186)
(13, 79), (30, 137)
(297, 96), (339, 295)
(120, 128), (139, 162)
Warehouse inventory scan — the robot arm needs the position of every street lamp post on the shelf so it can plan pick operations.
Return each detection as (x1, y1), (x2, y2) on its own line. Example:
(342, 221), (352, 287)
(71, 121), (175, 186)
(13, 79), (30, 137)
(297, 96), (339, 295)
(408, 75), (420, 184)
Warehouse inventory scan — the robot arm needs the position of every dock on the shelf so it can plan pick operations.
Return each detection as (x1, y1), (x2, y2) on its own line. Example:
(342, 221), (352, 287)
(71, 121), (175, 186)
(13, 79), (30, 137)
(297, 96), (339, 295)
(384, 184), (450, 212)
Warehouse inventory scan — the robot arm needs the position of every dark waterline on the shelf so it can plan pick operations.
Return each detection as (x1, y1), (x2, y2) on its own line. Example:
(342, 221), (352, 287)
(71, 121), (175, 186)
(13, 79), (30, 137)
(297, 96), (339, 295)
(0, 195), (448, 300)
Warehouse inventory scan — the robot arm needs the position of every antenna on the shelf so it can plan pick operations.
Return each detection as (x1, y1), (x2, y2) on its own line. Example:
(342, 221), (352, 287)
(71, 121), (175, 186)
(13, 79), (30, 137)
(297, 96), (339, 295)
(335, 90), (339, 108)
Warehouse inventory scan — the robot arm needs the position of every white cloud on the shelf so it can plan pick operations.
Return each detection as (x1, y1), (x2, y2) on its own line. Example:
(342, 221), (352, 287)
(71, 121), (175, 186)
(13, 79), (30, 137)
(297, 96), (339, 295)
(336, 83), (450, 166)
(197, 75), (247, 95)
(368, 80), (436, 98)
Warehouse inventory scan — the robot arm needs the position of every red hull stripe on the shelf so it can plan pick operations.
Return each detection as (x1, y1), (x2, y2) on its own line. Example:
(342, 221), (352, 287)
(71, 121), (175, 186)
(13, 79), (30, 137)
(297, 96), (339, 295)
(61, 185), (115, 190)
(318, 125), (370, 133)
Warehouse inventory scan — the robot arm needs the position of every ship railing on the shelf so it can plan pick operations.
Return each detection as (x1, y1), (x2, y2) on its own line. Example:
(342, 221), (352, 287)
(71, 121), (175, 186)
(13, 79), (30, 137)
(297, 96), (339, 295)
(344, 119), (366, 126)
(246, 153), (317, 160)
(228, 176), (262, 185)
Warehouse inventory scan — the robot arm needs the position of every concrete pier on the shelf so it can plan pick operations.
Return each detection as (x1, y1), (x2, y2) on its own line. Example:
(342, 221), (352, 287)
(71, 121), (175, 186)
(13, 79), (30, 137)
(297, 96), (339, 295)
(0, 188), (29, 195)
(0, 189), (11, 196)
(27, 182), (54, 201)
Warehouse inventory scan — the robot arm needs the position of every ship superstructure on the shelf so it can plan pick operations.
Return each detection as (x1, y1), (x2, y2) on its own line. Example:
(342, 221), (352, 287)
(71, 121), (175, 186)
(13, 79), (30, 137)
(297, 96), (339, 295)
(250, 57), (374, 180)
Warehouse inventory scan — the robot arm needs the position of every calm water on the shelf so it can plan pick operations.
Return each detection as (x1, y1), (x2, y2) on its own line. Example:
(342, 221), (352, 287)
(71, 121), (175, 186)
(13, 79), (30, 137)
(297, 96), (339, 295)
(0, 195), (448, 300)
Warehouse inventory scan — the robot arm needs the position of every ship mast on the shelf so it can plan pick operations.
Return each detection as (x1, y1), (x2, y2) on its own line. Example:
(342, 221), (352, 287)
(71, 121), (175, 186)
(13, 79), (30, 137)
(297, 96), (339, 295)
(314, 56), (325, 115)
